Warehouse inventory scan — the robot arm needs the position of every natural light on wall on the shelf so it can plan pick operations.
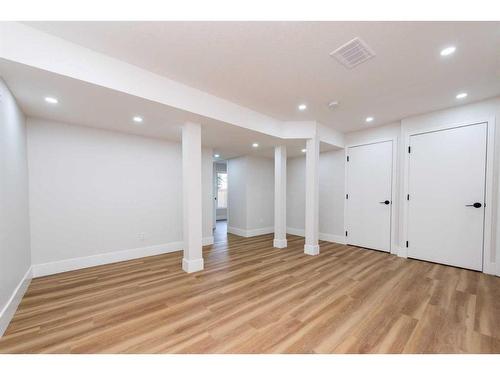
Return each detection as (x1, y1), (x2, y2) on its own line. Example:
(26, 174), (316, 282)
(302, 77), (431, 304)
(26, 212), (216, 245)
(217, 172), (228, 209)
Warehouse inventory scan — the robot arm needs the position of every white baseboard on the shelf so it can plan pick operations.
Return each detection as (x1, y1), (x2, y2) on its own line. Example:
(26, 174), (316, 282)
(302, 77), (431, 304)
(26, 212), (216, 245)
(286, 227), (346, 245)
(227, 226), (246, 236)
(182, 257), (204, 273)
(203, 236), (214, 246)
(319, 233), (347, 245)
(0, 266), (32, 337)
(227, 226), (274, 237)
(32, 236), (214, 278)
(273, 238), (288, 248)
(304, 244), (320, 255)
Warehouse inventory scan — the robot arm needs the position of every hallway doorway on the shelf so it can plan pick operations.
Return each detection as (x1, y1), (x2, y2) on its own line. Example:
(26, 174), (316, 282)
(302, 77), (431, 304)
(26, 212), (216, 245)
(214, 220), (227, 244)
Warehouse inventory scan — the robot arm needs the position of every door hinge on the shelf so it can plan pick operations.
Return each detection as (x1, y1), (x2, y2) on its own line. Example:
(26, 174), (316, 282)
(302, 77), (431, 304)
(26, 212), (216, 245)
(345, 230), (348, 237)
(407, 194), (410, 201)
(346, 155), (350, 162)
(346, 193), (349, 199)
(406, 240), (409, 248)
(408, 146), (411, 154)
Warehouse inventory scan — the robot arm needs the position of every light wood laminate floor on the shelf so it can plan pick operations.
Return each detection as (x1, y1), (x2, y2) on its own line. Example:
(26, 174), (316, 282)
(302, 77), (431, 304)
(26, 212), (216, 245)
(1, 233), (499, 353)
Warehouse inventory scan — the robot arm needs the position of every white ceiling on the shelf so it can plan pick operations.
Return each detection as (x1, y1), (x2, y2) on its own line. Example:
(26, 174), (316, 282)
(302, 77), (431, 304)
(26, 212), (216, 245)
(23, 21), (500, 132)
(0, 59), (337, 159)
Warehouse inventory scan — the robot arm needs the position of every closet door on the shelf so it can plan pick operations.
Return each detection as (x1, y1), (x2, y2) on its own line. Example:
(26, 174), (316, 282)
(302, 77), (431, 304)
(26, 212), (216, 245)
(407, 123), (487, 270)
(346, 140), (393, 252)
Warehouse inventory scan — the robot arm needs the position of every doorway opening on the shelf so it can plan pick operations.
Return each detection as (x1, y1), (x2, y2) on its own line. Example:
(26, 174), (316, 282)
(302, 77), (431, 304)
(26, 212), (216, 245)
(214, 161), (228, 243)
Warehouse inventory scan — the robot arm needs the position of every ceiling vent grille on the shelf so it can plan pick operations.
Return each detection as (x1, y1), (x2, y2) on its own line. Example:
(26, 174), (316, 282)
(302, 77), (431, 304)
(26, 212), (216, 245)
(330, 37), (375, 69)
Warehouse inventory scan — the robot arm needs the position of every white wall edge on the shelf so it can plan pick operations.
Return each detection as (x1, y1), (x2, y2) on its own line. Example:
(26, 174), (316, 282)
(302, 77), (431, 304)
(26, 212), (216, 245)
(32, 237), (214, 278)
(227, 226), (274, 237)
(0, 266), (33, 337)
(483, 261), (496, 276)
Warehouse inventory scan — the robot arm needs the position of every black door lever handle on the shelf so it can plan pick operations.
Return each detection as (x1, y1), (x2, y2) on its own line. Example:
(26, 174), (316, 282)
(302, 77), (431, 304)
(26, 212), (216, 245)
(465, 202), (482, 208)
(379, 200), (390, 205)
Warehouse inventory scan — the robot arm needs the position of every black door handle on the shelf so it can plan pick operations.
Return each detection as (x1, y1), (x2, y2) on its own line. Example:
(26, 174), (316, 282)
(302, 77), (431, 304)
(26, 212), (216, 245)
(465, 202), (482, 208)
(379, 200), (390, 205)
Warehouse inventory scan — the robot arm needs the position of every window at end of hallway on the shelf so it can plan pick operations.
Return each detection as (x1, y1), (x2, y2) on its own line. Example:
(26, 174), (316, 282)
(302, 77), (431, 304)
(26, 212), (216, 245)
(217, 172), (228, 209)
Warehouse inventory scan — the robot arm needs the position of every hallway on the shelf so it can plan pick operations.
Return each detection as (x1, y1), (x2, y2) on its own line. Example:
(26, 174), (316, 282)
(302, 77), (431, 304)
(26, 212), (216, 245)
(214, 220), (227, 244)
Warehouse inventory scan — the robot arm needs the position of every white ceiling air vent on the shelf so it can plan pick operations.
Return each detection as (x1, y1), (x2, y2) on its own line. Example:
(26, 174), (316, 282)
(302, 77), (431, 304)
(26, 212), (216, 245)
(330, 37), (375, 69)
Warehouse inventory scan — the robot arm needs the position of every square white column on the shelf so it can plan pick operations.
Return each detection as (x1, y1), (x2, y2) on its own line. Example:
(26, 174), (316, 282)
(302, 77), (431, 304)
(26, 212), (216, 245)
(304, 137), (320, 255)
(182, 122), (204, 273)
(273, 145), (287, 248)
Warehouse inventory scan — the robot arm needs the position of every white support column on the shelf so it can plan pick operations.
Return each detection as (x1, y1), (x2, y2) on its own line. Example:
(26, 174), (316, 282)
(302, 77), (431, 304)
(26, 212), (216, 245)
(273, 145), (287, 248)
(182, 122), (204, 273)
(304, 137), (320, 255)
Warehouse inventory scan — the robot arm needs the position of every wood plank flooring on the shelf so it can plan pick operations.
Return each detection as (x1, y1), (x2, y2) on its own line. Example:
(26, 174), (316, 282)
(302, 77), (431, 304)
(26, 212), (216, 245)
(1, 232), (499, 353)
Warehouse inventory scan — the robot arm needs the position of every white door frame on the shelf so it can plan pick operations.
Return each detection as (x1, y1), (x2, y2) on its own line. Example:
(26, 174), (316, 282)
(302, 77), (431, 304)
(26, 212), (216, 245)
(401, 118), (496, 275)
(344, 137), (398, 255)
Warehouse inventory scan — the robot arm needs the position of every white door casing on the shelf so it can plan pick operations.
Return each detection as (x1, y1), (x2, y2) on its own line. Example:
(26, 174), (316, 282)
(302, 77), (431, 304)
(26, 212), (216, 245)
(407, 123), (488, 271)
(345, 140), (394, 252)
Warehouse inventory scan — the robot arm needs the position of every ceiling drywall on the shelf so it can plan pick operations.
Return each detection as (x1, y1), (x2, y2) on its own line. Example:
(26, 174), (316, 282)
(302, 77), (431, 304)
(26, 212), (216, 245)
(22, 21), (500, 132)
(0, 59), (338, 159)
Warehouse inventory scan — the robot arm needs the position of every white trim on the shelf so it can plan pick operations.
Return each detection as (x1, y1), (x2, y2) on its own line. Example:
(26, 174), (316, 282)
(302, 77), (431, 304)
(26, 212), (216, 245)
(0, 266), (32, 337)
(182, 258), (204, 273)
(32, 237), (214, 278)
(402, 117), (496, 274)
(273, 238), (288, 248)
(287, 227), (346, 244)
(319, 233), (347, 245)
(393, 246), (403, 258)
(227, 226), (274, 237)
(304, 244), (320, 255)
(344, 138), (398, 254)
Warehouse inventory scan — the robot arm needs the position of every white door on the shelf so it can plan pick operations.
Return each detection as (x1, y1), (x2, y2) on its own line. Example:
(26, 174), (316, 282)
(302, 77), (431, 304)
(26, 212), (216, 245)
(346, 141), (393, 252)
(407, 123), (487, 271)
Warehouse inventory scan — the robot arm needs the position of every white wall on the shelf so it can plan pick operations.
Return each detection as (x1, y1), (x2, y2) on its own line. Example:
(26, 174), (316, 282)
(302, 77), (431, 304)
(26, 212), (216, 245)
(27, 119), (213, 272)
(287, 150), (345, 240)
(319, 150), (345, 238)
(0, 79), (31, 335)
(287, 156), (306, 231)
(227, 155), (274, 236)
(227, 157), (247, 230)
(246, 156), (274, 230)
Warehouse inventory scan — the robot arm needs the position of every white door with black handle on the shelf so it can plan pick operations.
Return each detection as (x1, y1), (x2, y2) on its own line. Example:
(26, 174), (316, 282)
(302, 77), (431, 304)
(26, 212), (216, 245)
(346, 140), (393, 252)
(407, 123), (487, 271)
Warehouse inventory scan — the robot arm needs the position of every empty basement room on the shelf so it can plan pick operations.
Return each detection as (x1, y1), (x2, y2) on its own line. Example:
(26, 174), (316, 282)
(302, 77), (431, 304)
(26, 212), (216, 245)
(1, 5), (500, 372)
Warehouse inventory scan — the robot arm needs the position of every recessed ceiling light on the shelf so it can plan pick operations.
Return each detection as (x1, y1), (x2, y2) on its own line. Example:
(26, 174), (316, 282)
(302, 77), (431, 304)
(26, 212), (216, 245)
(440, 46), (456, 57)
(133, 116), (143, 123)
(328, 101), (339, 110)
(252, 143), (259, 148)
(298, 104), (307, 111)
(456, 92), (468, 99)
(44, 97), (58, 104)
(301, 148), (307, 153)
(214, 154), (220, 158)
(365, 117), (374, 123)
